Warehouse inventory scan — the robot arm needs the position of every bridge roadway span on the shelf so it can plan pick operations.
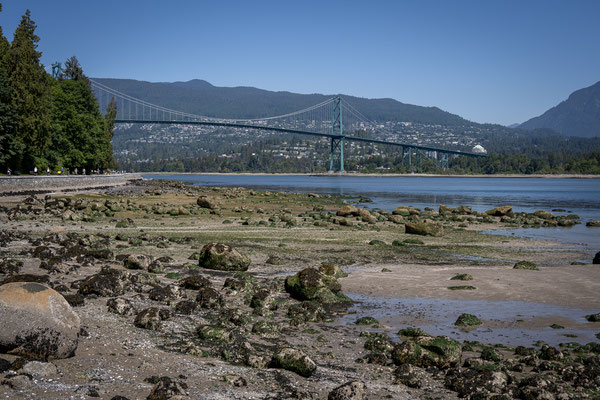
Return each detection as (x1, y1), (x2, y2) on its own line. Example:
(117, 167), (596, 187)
(115, 119), (487, 158)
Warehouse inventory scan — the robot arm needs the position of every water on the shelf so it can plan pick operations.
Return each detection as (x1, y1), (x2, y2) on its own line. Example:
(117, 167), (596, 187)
(341, 294), (599, 347)
(144, 174), (600, 247)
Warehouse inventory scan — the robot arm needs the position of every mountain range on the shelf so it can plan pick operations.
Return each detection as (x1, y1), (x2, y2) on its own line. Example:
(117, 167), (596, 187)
(93, 77), (600, 138)
(519, 81), (600, 138)
(92, 78), (471, 126)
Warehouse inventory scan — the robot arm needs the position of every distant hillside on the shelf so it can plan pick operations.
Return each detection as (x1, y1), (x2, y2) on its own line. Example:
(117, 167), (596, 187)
(92, 78), (470, 126)
(520, 81), (600, 137)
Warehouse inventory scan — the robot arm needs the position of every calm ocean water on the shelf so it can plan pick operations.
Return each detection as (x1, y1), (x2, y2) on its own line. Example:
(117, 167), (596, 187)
(144, 174), (600, 248)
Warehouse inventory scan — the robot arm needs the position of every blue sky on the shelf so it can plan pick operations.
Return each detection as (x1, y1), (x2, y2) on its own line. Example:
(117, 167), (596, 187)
(1, 0), (599, 125)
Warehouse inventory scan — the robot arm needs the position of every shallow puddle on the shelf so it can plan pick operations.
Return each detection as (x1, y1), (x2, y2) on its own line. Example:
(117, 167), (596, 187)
(341, 294), (600, 347)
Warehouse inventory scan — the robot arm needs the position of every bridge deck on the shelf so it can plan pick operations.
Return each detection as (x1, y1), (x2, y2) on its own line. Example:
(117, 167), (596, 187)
(115, 119), (487, 158)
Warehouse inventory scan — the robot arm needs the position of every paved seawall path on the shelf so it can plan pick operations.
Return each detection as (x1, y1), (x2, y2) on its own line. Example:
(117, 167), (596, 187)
(0, 174), (143, 196)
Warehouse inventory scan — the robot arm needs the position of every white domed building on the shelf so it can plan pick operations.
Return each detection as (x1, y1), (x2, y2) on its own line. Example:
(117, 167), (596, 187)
(472, 145), (487, 154)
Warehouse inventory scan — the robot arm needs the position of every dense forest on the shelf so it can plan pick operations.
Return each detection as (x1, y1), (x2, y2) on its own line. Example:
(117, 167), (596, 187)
(0, 6), (116, 174)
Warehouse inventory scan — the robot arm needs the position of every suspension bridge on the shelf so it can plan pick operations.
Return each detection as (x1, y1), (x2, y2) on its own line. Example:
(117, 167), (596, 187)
(89, 78), (487, 172)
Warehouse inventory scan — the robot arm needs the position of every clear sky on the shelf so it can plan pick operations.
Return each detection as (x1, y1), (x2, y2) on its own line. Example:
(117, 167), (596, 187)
(1, 0), (599, 125)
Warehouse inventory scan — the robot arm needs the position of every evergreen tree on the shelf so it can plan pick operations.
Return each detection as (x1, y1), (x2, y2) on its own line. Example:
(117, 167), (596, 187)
(48, 58), (114, 170)
(0, 2), (18, 171)
(63, 55), (85, 82)
(4, 9), (51, 171)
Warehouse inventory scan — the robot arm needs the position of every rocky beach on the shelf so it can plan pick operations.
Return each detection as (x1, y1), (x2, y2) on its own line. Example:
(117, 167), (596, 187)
(0, 177), (598, 399)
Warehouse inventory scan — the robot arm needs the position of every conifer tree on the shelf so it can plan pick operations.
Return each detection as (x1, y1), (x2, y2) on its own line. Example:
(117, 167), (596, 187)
(4, 9), (51, 171)
(0, 2), (19, 170)
(48, 56), (114, 170)
(64, 55), (86, 82)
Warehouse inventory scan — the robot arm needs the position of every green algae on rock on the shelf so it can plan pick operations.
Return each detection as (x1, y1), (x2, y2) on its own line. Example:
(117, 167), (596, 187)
(455, 313), (482, 327)
(355, 316), (379, 326)
(198, 243), (250, 272)
(397, 327), (431, 338)
(450, 273), (473, 281)
(284, 267), (352, 305)
(270, 347), (317, 377)
(392, 335), (462, 369)
(513, 261), (538, 270)
(585, 313), (600, 322)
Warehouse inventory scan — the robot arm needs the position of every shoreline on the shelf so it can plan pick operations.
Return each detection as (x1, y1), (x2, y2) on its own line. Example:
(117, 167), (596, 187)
(141, 171), (600, 179)
(1, 179), (599, 399)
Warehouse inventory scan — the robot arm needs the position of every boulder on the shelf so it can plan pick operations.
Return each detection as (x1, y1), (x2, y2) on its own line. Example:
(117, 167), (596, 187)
(178, 275), (211, 290)
(485, 206), (513, 217)
(271, 347), (317, 377)
(124, 254), (153, 270)
(392, 206), (419, 216)
(586, 221), (600, 227)
(585, 313), (600, 322)
(78, 268), (131, 297)
(196, 287), (223, 309)
(455, 205), (473, 214)
(358, 209), (377, 224)
(593, 252), (600, 265)
(19, 360), (58, 377)
(134, 307), (169, 330)
(284, 267), (352, 304)
(0, 259), (23, 275)
(394, 364), (429, 388)
(336, 205), (359, 217)
(196, 196), (218, 210)
(533, 210), (554, 220)
(445, 368), (508, 398)
(513, 261), (538, 270)
(107, 297), (135, 316)
(198, 243), (250, 271)
(388, 214), (404, 224)
(0, 282), (80, 359)
(405, 222), (442, 237)
(147, 376), (188, 400)
(439, 204), (454, 214)
(287, 301), (327, 325)
(455, 313), (482, 327)
(148, 285), (186, 303)
(392, 335), (462, 369)
(328, 381), (366, 400)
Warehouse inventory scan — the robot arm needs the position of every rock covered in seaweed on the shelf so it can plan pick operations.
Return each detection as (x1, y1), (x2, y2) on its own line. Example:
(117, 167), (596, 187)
(392, 335), (462, 369)
(198, 243), (250, 271)
(284, 267), (352, 304)
(270, 346), (317, 377)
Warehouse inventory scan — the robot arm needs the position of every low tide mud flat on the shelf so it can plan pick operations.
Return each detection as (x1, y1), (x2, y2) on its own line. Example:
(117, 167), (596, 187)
(0, 179), (598, 399)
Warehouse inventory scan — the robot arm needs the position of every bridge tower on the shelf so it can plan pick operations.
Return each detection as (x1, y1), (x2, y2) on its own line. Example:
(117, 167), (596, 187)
(329, 96), (344, 172)
(51, 62), (62, 79)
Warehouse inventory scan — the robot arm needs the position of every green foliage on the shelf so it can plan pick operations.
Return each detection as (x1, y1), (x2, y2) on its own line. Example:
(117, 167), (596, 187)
(0, 39), (18, 167)
(0, 10), (114, 172)
(3, 9), (51, 171)
(63, 55), (85, 82)
(47, 78), (108, 169)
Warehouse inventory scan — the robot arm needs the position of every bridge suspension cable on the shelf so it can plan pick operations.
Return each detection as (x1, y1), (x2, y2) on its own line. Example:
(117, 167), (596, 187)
(89, 78), (337, 126)
(90, 79), (486, 172)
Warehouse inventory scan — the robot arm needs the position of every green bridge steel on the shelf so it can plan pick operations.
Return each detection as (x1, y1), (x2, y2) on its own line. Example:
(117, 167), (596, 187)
(115, 118), (486, 171)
